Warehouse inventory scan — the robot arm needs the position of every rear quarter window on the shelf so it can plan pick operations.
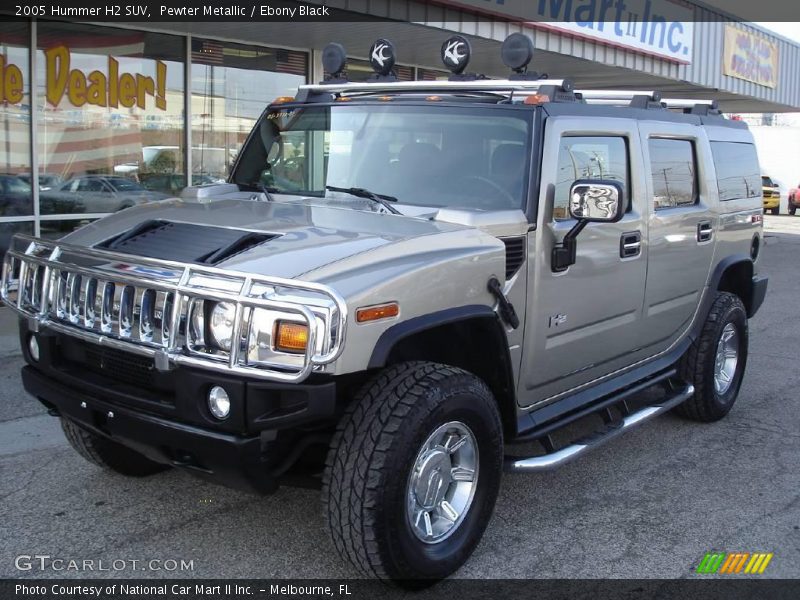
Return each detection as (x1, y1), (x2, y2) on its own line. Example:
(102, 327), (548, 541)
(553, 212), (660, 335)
(710, 141), (761, 201)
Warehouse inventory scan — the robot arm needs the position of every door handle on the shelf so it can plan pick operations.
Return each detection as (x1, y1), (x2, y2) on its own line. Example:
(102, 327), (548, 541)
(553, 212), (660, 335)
(697, 221), (713, 243)
(620, 231), (641, 258)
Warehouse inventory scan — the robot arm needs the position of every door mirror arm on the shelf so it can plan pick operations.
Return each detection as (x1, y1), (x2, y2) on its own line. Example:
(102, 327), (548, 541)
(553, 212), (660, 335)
(551, 219), (588, 272)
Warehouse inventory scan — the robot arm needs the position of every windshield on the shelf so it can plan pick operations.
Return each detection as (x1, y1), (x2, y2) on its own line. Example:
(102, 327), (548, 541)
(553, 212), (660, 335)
(232, 104), (532, 211)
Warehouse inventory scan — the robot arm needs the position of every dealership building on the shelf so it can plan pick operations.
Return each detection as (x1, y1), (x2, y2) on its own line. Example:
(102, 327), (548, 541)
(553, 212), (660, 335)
(0, 0), (799, 247)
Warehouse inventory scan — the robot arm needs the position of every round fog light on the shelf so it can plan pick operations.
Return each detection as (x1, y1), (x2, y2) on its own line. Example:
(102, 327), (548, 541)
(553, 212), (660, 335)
(28, 335), (40, 362)
(207, 386), (230, 420)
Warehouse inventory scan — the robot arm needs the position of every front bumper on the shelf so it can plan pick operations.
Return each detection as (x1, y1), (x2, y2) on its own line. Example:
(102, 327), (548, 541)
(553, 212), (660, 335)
(20, 322), (339, 493)
(23, 366), (280, 493)
(762, 196), (779, 209)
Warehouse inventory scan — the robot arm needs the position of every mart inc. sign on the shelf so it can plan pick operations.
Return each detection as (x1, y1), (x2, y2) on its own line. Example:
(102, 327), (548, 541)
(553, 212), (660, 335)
(448, 0), (694, 63)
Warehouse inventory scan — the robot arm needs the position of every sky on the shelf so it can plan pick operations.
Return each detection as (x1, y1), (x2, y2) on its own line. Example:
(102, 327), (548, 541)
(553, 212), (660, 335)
(754, 22), (800, 40)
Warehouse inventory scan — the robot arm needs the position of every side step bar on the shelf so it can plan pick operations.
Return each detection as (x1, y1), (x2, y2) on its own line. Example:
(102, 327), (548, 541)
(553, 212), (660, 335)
(504, 383), (694, 473)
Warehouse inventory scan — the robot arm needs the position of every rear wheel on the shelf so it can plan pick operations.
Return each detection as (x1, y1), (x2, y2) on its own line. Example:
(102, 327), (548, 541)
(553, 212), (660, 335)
(323, 362), (503, 585)
(61, 418), (168, 476)
(676, 292), (748, 422)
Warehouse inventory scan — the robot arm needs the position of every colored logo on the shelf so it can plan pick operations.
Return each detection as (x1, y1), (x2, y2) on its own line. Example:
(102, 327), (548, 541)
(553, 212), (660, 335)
(696, 552), (773, 574)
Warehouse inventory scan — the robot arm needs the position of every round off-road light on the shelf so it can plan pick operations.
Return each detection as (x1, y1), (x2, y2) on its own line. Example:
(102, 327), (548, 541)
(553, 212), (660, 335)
(28, 335), (40, 362)
(207, 386), (230, 420)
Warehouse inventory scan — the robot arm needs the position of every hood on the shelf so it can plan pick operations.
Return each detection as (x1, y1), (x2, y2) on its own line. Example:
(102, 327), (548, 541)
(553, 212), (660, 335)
(61, 197), (470, 279)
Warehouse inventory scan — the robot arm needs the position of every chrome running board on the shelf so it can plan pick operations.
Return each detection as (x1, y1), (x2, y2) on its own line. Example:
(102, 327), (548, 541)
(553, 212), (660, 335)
(504, 383), (694, 473)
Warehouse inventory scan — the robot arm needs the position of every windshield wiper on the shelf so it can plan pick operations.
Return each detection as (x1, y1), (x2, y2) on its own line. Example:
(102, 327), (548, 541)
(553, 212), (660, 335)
(325, 185), (401, 215)
(241, 181), (278, 202)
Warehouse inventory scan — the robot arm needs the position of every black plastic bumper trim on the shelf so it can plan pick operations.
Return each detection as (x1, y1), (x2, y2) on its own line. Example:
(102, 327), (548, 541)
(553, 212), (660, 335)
(22, 366), (279, 494)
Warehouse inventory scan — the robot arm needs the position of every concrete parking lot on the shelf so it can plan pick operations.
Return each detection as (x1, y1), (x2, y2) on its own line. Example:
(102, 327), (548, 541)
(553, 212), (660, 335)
(1, 215), (798, 580)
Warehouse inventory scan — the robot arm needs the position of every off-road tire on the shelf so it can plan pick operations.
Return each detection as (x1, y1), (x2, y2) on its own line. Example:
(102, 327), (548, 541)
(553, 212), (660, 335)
(789, 202), (796, 216)
(322, 362), (503, 585)
(61, 418), (168, 476)
(676, 292), (748, 422)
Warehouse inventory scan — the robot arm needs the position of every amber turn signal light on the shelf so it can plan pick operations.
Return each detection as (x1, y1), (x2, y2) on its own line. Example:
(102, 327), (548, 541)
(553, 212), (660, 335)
(356, 302), (399, 323)
(273, 321), (309, 353)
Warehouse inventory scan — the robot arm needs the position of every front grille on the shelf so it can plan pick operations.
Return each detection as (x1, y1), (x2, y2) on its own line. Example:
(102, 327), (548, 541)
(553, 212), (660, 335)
(82, 344), (156, 390)
(2, 233), (346, 383)
(56, 338), (175, 407)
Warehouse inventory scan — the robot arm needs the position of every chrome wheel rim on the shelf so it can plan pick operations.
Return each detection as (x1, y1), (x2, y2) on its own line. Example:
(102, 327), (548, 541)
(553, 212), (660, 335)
(406, 421), (479, 544)
(714, 323), (739, 395)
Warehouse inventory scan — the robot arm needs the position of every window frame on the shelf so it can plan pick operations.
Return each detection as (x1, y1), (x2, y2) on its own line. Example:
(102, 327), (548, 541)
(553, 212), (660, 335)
(648, 136), (699, 211)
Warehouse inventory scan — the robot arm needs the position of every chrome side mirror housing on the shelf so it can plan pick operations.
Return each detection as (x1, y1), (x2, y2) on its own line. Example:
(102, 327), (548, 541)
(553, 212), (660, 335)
(568, 180), (625, 222)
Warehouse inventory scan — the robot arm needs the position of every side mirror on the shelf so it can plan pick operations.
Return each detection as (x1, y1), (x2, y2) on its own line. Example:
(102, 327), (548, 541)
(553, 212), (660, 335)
(568, 179), (625, 222)
(552, 179), (625, 272)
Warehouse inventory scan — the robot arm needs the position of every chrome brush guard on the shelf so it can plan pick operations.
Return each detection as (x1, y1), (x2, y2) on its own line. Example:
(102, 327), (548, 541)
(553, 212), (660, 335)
(1, 235), (347, 383)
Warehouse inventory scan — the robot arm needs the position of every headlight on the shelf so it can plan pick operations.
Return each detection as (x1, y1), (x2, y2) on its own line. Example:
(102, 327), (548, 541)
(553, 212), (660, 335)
(209, 302), (236, 351)
(207, 386), (230, 420)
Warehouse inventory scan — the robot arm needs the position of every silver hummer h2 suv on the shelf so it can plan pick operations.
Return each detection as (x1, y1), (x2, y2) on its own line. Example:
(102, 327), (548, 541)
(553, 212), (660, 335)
(2, 35), (768, 584)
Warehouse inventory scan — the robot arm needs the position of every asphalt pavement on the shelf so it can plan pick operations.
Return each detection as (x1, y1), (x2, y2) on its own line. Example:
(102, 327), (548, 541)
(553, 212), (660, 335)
(1, 216), (798, 581)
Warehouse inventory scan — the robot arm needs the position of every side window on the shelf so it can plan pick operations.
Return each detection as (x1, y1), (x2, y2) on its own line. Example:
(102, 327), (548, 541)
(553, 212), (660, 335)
(710, 141), (759, 201)
(649, 138), (697, 210)
(554, 136), (628, 220)
(77, 179), (106, 192)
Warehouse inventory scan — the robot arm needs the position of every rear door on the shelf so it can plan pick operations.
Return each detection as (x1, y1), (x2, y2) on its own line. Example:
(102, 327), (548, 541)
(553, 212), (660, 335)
(520, 117), (649, 406)
(637, 122), (716, 353)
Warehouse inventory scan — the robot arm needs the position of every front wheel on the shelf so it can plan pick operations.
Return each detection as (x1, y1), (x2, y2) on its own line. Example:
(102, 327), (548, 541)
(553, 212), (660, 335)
(322, 362), (503, 585)
(789, 202), (797, 216)
(676, 292), (748, 422)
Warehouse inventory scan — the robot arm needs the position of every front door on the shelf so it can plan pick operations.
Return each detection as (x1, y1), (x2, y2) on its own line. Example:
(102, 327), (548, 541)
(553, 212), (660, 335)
(519, 117), (648, 406)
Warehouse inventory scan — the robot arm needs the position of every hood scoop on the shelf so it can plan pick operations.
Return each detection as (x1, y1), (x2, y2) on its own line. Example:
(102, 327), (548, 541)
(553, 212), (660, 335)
(96, 220), (277, 266)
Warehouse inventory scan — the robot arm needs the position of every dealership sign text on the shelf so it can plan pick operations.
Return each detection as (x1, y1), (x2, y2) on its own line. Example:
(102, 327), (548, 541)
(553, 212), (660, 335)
(0, 45), (167, 110)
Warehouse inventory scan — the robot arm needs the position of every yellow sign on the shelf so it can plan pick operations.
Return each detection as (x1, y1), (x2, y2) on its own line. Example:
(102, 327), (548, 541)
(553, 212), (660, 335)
(723, 26), (779, 89)
(0, 45), (167, 110)
(0, 55), (24, 104)
(45, 45), (166, 110)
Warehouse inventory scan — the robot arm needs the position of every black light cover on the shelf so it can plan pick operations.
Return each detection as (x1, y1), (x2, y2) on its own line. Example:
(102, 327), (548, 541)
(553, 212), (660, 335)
(322, 42), (347, 78)
(369, 38), (396, 76)
(501, 33), (534, 72)
(441, 35), (471, 74)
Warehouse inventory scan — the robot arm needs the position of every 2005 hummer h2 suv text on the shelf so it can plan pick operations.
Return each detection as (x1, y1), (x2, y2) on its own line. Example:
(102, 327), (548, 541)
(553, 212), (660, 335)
(2, 35), (768, 584)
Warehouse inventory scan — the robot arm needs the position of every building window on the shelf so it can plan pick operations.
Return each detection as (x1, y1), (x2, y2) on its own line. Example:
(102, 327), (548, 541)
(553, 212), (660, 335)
(417, 67), (450, 80)
(649, 138), (697, 210)
(554, 136), (628, 220)
(323, 57), (414, 82)
(36, 22), (185, 217)
(710, 141), (760, 201)
(191, 39), (307, 182)
(0, 19), (32, 223)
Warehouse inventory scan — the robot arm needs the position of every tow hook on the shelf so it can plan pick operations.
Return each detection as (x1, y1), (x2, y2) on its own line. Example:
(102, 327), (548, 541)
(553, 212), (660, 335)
(488, 277), (519, 329)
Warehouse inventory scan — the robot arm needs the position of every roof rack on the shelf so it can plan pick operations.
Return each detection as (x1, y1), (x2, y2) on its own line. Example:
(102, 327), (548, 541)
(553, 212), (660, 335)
(293, 80), (721, 115)
(578, 90), (719, 114)
(296, 78), (572, 98)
